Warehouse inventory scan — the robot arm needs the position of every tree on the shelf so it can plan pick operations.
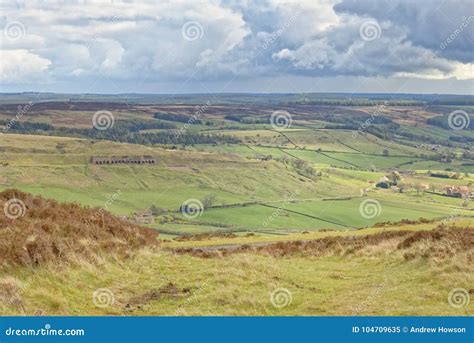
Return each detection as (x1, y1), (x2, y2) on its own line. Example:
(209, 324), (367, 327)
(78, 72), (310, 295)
(414, 183), (427, 196)
(389, 171), (402, 185)
(398, 182), (410, 193)
(201, 194), (217, 209)
(149, 204), (166, 215)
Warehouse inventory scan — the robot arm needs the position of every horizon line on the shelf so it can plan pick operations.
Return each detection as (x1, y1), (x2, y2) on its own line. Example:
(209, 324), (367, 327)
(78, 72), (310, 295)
(1, 91), (473, 97)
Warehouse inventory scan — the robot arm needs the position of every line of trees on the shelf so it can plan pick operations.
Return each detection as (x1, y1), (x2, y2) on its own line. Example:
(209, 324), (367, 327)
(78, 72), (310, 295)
(427, 114), (474, 130)
(1, 120), (240, 146)
(154, 112), (203, 124)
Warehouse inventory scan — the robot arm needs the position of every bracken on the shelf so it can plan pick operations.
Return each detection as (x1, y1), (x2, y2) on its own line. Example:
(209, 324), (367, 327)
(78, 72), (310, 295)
(0, 189), (159, 268)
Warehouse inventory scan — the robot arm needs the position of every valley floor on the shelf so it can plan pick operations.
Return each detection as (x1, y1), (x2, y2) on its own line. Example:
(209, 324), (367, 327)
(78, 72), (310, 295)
(0, 103), (473, 316)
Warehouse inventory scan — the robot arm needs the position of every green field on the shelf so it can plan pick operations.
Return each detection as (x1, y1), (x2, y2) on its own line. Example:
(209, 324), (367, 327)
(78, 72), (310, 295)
(2, 218), (472, 316)
(1, 131), (472, 236)
(0, 98), (473, 318)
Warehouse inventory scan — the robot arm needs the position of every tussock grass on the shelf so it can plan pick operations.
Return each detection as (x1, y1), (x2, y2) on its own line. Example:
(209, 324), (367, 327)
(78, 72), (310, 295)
(0, 189), (158, 268)
(0, 191), (471, 316)
(1, 223), (472, 315)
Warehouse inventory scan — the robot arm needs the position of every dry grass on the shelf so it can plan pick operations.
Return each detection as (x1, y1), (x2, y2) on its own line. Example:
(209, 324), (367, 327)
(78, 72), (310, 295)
(174, 225), (474, 260)
(0, 276), (24, 308)
(0, 190), (472, 316)
(0, 189), (159, 269)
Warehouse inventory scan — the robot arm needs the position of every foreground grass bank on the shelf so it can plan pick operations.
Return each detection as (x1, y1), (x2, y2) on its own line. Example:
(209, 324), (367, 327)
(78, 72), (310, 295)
(1, 218), (472, 316)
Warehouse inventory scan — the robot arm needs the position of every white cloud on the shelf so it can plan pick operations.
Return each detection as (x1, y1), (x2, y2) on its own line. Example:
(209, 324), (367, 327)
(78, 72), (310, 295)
(0, 0), (472, 92)
(395, 62), (474, 80)
(0, 50), (51, 83)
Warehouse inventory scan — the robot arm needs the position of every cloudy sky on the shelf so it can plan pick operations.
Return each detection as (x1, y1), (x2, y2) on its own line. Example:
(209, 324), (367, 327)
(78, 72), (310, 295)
(1, 0), (473, 94)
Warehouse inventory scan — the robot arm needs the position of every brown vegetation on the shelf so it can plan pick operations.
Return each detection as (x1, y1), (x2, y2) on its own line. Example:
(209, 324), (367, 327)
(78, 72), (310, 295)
(175, 225), (474, 260)
(172, 232), (238, 242)
(372, 217), (435, 227)
(0, 189), (159, 268)
(124, 283), (191, 311)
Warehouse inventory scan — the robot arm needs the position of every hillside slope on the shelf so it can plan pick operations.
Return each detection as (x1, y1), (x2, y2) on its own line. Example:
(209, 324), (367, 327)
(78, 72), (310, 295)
(1, 134), (472, 236)
(0, 189), (158, 268)
(0, 192), (471, 316)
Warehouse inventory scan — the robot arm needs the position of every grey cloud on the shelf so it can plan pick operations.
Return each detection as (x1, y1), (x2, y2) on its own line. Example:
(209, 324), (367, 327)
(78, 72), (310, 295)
(0, 0), (472, 92)
(335, 0), (474, 63)
(272, 17), (456, 78)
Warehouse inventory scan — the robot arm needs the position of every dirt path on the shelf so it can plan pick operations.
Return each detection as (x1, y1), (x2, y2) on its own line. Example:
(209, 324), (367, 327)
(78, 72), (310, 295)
(169, 238), (314, 253)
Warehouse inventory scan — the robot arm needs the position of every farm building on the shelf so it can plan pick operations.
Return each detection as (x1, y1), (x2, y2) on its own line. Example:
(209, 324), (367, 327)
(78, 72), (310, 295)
(90, 155), (156, 165)
(430, 172), (450, 179)
(444, 186), (470, 198)
(131, 209), (154, 224)
(376, 176), (391, 189)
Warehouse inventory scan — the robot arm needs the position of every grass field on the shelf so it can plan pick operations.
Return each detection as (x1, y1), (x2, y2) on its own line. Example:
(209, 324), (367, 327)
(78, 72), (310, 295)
(1, 217), (472, 316)
(1, 132), (472, 236)
(0, 99), (473, 317)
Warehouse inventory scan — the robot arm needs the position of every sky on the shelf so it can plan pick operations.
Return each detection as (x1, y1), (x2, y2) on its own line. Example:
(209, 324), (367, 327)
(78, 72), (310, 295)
(0, 0), (473, 95)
